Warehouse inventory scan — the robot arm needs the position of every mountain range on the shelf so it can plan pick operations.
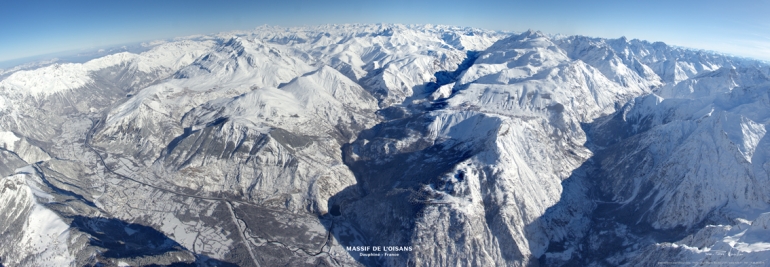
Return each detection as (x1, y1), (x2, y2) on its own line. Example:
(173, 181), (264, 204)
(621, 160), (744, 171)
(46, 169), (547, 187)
(1, 24), (769, 266)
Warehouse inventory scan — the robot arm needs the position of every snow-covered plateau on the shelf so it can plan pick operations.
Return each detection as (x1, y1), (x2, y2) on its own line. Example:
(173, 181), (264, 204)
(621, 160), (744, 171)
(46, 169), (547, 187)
(1, 24), (769, 266)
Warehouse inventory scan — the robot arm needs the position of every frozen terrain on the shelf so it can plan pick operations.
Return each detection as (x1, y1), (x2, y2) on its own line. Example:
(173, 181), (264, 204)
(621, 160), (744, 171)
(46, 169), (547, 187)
(1, 24), (769, 266)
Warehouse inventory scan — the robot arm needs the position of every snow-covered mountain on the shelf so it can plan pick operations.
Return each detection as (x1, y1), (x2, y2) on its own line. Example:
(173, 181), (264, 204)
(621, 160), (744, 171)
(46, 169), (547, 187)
(1, 24), (769, 266)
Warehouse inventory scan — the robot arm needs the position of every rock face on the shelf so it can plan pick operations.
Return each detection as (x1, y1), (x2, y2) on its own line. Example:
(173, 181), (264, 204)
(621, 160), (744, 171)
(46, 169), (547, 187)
(1, 24), (769, 266)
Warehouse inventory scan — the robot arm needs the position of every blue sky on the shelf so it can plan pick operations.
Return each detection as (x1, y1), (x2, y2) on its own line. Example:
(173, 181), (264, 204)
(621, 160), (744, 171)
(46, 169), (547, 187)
(1, 0), (769, 64)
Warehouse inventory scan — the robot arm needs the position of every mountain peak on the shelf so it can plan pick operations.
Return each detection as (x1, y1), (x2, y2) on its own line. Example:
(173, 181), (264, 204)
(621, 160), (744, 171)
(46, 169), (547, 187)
(522, 29), (546, 38)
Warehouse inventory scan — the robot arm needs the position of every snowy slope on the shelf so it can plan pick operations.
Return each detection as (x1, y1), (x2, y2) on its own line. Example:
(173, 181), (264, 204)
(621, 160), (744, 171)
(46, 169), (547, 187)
(0, 40), (214, 98)
(0, 166), (74, 266)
